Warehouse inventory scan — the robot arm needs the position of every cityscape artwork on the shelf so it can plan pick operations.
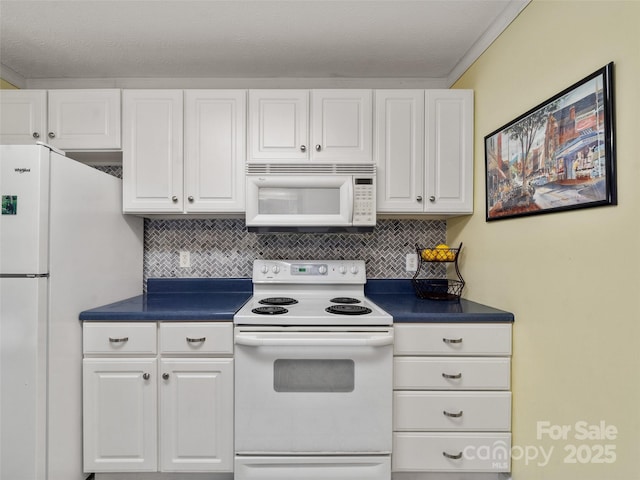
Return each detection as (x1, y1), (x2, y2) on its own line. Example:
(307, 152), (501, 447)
(484, 63), (616, 221)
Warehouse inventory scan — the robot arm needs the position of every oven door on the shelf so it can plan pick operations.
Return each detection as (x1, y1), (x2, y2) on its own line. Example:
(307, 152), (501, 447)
(245, 175), (353, 227)
(234, 327), (393, 454)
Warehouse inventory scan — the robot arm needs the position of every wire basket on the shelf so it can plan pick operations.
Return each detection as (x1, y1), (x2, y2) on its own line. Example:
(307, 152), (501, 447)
(417, 245), (461, 262)
(412, 278), (465, 301)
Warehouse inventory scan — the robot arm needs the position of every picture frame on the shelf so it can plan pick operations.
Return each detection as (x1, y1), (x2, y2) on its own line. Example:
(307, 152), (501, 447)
(484, 62), (616, 221)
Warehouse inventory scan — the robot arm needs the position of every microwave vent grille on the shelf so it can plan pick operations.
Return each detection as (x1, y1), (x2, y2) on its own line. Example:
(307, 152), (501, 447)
(246, 163), (375, 175)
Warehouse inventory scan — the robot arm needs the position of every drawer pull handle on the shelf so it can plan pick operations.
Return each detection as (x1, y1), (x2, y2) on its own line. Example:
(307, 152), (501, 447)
(442, 372), (462, 380)
(108, 336), (129, 343)
(443, 451), (463, 460)
(186, 336), (206, 343)
(443, 337), (463, 344)
(443, 410), (463, 418)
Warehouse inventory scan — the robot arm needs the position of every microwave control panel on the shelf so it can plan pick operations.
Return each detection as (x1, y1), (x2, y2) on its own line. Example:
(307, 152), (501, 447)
(353, 177), (375, 225)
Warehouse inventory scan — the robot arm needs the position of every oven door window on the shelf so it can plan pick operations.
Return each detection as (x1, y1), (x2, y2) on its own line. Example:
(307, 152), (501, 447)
(273, 359), (354, 392)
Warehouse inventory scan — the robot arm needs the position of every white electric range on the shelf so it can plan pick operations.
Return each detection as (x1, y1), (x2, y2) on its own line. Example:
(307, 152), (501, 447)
(234, 260), (393, 480)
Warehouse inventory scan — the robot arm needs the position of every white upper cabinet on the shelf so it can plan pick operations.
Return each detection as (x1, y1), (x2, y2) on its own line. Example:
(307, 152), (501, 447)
(123, 90), (184, 213)
(0, 90), (47, 144)
(375, 90), (425, 212)
(184, 90), (246, 213)
(376, 89), (473, 216)
(425, 90), (474, 214)
(122, 89), (246, 215)
(0, 89), (121, 149)
(249, 90), (309, 161)
(311, 90), (373, 163)
(249, 89), (372, 163)
(47, 89), (121, 149)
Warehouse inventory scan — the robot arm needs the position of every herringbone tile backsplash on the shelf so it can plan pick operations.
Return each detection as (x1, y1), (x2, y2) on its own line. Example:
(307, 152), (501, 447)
(92, 166), (447, 283)
(144, 218), (446, 281)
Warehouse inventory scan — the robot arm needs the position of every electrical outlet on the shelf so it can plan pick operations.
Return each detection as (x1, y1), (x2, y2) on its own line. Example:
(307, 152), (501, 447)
(405, 253), (418, 272)
(179, 251), (191, 268)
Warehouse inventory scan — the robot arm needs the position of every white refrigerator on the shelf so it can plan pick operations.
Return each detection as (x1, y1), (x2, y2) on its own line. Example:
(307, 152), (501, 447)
(0, 144), (144, 480)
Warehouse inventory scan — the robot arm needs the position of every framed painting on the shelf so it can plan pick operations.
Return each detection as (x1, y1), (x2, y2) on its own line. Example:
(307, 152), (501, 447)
(485, 63), (616, 221)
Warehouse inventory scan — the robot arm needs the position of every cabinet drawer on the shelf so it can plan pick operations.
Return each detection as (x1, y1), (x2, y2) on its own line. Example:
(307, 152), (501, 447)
(394, 391), (511, 431)
(83, 323), (157, 355)
(159, 322), (233, 354)
(394, 324), (511, 356)
(394, 357), (510, 390)
(392, 432), (511, 472)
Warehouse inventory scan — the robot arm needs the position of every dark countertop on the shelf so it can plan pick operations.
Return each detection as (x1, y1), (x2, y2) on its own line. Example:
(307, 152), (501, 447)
(80, 278), (513, 323)
(365, 280), (514, 323)
(79, 278), (252, 321)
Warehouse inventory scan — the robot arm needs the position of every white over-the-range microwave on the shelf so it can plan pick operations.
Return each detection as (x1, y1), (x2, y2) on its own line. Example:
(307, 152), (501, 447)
(245, 163), (376, 233)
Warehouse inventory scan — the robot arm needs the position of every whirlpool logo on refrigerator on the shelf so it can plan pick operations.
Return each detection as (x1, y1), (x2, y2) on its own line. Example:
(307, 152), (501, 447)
(14, 168), (31, 173)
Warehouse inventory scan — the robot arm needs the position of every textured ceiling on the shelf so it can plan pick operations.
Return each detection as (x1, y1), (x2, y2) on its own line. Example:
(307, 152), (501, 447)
(0, 0), (528, 84)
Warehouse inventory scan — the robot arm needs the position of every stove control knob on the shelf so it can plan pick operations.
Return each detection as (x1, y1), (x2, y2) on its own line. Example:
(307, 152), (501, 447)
(339, 265), (347, 274)
(318, 265), (327, 274)
(350, 265), (359, 275)
(260, 265), (269, 274)
(272, 265), (280, 274)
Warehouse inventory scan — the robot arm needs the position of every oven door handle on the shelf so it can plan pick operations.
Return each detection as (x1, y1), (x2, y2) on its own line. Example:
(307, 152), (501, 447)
(234, 334), (394, 347)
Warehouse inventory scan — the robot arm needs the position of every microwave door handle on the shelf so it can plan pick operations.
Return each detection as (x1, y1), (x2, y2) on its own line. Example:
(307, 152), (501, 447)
(347, 179), (354, 223)
(235, 335), (393, 347)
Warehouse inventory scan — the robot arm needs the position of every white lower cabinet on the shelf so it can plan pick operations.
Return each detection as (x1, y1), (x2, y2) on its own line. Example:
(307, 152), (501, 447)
(160, 358), (233, 472)
(392, 323), (512, 476)
(83, 357), (158, 472)
(82, 322), (234, 475)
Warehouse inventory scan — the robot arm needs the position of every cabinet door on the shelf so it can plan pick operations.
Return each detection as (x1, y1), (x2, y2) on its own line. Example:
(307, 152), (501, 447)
(425, 90), (474, 214)
(159, 358), (233, 472)
(184, 90), (246, 212)
(0, 90), (46, 144)
(249, 90), (308, 161)
(123, 90), (184, 213)
(83, 358), (157, 472)
(375, 90), (425, 212)
(47, 89), (121, 149)
(312, 90), (372, 163)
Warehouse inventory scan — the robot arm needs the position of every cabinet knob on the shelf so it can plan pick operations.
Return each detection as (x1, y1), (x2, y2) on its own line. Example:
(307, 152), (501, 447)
(416, 196), (423, 202)
(315, 144), (322, 152)
(429, 196), (436, 202)
(162, 373), (169, 380)
(32, 132), (40, 139)
(188, 196), (194, 202)
(171, 196), (178, 203)
(300, 145), (307, 152)
(48, 132), (55, 139)
(142, 373), (150, 380)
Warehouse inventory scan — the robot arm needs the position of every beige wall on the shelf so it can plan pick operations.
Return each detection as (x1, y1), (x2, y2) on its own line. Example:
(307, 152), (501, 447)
(0, 79), (18, 89)
(450, 1), (639, 478)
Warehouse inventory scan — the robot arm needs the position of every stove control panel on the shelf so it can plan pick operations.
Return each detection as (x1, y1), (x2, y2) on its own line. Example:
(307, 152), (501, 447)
(253, 260), (366, 284)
